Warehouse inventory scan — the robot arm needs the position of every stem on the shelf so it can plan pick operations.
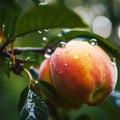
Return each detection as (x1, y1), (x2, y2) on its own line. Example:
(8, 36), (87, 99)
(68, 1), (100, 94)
(11, 42), (15, 64)
(24, 68), (35, 88)
(0, 32), (28, 51)
(8, 47), (47, 55)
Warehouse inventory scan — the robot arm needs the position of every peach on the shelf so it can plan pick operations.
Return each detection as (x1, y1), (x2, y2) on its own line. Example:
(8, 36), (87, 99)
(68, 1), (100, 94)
(50, 40), (118, 106)
(38, 58), (82, 109)
(38, 58), (53, 86)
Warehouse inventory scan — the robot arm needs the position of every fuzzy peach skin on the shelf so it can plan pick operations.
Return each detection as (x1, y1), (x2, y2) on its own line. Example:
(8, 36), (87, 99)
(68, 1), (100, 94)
(38, 58), (82, 109)
(50, 40), (118, 106)
(38, 58), (53, 85)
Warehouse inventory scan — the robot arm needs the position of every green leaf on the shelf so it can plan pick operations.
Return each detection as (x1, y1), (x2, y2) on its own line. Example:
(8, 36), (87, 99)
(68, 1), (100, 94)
(0, 54), (10, 77)
(0, 0), (21, 37)
(4, 12), (20, 38)
(32, 0), (42, 6)
(18, 86), (29, 113)
(21, 50), (40, 68)
(15, 5), (88, 37)
(0, 0), (17, 9)
(110, 90), (120, 110)
(75, 114), (90, 120)
(100, 99), (120, 120)
(0, 10), (6, 27)
(63, 30), (120, 59)
(37, 81), (57, 100)
(18, 88), (48, 120)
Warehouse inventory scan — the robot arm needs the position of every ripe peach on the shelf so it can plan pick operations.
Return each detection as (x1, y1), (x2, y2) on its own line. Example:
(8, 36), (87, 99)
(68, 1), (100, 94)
(38, 58), (82, 109)
(50, 40), (118, 106)
(38, 58), (53, 86)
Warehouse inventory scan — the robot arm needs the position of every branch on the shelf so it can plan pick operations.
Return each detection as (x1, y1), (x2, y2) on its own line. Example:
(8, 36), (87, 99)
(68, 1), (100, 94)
(7, 46), (54, 55)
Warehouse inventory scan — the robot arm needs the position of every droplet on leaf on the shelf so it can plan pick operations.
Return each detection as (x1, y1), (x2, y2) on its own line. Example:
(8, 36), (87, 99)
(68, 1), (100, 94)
(39, 2), (47, 6)
(38, 30), (42, 34)
(43, 37), (47, 41)
(89, 38), (98, 46)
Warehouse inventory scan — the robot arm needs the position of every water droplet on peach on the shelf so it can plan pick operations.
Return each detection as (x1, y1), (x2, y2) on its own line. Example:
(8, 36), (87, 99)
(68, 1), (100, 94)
(90, 38), (98, 46)
(74, 55), (79, 59)
(111, 57), (116, 66)
(64, 63), (68, 66)
(59, 41), (66, 48)
(44, 48), (52, 58)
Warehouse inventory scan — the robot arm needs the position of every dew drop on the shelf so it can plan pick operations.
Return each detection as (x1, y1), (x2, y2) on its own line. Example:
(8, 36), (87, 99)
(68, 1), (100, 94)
(44, 48), (52, 58)
(2, 24), (5, 28)
(58, 71), (62, 74)
(64, 63), (68, 66)
(39, 2), (47, 6)
(2, 24), (5, 31)
(90, 38), (98, 46)
(74, 55), (79, 59)
(44, 29), (49, 32)
(44, 53), (51, 58)
(43, 37), (47, 41)
(59, 41), (66, 48)
(35, 81), (38, 84)
(111, 57), (116, 66)
(56, 52), (61, 56)
(26, 57), (31, 61)
(56, 52), (61, 59)
(38, 30), (42, 34)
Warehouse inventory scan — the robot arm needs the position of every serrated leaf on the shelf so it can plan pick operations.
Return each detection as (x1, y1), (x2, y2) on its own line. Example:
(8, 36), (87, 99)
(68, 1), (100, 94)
(15, 5), (88, 36)
(19, 88), (48, 120)
(63, 30), (120, 59)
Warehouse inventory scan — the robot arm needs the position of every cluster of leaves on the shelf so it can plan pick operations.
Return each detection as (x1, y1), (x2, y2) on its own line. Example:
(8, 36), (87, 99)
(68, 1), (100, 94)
(0, 0), (120, 120)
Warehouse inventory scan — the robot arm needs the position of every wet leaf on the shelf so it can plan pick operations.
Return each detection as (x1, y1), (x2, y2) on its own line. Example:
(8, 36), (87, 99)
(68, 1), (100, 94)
(15, 4), (88, 36)
(63, 30), (120, 59)
(18, 86), (29, 113)
(0, 54), (10, 77)
(37, 81), (57, 99)
(32, 0), (42, 6)
(0, 0), (21, 37)
(75, 114), (90, 120)
(18, 88), (48, 120)
(21, 50), (40, 68)
(109, 90), (120, 110)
